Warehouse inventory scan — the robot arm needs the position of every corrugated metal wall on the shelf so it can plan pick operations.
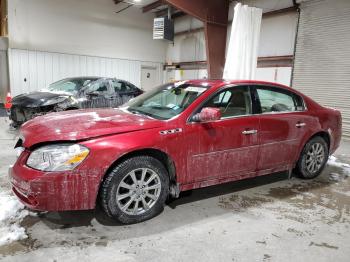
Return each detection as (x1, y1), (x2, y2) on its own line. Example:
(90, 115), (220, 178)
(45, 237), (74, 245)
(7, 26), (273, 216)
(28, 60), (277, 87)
(293, 0), (350, 139)
(8, 49), (163, 96)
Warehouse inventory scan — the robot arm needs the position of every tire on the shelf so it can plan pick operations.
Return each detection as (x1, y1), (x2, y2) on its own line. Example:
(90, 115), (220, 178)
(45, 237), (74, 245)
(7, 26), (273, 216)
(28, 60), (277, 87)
(100, 156), (169, 224)
(295, 136), (329, 179)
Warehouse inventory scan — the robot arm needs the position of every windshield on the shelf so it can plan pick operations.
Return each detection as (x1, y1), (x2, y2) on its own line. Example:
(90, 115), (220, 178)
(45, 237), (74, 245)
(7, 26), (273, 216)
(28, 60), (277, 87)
(48, 78), (98, 94)
(125, 82), (210, 120)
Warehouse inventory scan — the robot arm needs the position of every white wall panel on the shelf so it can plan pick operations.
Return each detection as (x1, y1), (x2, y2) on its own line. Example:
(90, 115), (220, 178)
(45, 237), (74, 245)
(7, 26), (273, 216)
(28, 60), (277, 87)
(166, 31), (206, 64)
(7, 0), (167, 63)
(9, 49), (163, 96)
(256, 67), (292, 86)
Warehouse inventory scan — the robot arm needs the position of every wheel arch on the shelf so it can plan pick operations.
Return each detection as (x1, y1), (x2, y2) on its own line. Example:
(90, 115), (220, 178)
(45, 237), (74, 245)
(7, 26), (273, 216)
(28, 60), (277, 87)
(296, 130), (331, 165)
(308, 131), (331, 150)
(102, 148), (177, 187)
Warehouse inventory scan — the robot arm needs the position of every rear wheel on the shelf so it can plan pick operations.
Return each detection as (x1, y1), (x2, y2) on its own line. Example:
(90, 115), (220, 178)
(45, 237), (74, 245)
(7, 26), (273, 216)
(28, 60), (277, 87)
(100, 156), (169, 224)
(295, 136), (329, 179)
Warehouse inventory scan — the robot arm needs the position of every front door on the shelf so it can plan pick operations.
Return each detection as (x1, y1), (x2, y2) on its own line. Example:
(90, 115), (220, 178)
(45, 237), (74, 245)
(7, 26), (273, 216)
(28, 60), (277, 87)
(185, 86), (259, 183)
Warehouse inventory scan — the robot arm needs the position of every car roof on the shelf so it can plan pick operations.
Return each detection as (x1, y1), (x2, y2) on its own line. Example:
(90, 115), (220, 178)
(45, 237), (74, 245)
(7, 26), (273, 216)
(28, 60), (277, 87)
(184, 79), (299, 93)
(185, 79), (289, 88)
(61, 77), (128, 81)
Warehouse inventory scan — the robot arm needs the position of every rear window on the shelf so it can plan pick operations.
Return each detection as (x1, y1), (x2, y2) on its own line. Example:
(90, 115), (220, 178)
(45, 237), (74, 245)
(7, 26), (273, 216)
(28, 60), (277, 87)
(256, 87), (305, 113)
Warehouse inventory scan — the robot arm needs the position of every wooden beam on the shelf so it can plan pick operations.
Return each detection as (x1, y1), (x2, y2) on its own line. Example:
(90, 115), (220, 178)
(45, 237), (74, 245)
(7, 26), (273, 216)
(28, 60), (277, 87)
(165, 0), (229, 78)
(258, 55), (294, 62)
(174, 6), (298, 37)
(143, 0), (164, 13)
(258, 55), (294, 68)
(262, 6), (298, 18)
(164, 56), (294, 70)
(155, 8), (186, 19)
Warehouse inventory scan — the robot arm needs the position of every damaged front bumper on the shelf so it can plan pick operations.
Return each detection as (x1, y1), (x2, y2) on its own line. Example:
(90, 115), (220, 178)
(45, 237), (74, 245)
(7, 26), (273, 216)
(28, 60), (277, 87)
(9, 150), (100, 211)
(10, 105), (56, 126)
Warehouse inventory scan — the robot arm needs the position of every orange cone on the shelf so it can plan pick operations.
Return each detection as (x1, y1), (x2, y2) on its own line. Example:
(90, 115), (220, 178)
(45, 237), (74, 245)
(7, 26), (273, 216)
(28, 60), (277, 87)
(4, 92), (12, 109)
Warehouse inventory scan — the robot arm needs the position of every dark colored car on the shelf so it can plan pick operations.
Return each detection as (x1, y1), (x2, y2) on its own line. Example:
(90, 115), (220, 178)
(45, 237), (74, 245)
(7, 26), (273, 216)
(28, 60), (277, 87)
(10, 79), (342, 224)
(9, 77), (143, 127)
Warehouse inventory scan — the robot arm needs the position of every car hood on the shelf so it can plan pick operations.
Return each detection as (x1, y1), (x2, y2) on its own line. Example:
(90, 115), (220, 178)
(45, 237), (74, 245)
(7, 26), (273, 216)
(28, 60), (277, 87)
(12, 91), (71, 107)
(20, 108), (164, 147)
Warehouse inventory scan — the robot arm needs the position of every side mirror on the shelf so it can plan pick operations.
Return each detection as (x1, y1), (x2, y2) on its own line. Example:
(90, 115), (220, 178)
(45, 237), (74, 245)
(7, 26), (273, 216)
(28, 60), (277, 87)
(192, 107), (222, 122)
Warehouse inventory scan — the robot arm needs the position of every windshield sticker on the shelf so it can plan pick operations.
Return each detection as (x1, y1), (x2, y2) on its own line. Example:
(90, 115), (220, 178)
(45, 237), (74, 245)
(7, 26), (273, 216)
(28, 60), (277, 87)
(166, 104), (180, 110)
(185, 86), (207, 93)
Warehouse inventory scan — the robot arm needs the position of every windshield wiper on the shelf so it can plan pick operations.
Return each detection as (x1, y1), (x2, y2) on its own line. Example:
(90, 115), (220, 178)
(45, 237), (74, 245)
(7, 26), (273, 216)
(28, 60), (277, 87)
(148, 105), (170, 110)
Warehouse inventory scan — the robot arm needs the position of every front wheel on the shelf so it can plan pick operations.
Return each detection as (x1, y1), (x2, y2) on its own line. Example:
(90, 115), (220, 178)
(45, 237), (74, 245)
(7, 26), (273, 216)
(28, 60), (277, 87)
(295, 136), (329, 179)
(100, 156), (169, 224)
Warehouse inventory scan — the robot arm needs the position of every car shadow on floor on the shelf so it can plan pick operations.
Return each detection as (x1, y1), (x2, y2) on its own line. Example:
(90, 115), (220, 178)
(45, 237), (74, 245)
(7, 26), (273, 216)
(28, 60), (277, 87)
(38, 170), (333, 229)
(35, 161), (348, 232)
(167, 171), (289, 209)
(37, 172), (289, 228)
(19, 165), (346, 251)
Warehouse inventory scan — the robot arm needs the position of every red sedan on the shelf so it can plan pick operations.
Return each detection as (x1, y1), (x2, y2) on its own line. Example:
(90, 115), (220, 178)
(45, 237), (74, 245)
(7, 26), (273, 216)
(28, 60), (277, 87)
(10, 80), (342, 224)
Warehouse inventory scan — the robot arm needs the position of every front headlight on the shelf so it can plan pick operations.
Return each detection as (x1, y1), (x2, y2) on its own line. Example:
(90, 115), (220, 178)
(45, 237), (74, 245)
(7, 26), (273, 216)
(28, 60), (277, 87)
(27, 144), (89, 171)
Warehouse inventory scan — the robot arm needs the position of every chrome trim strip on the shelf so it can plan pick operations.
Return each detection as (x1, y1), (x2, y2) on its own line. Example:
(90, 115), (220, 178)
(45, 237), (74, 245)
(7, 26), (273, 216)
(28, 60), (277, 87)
(191, 138), (298, 158)
(192, 144), (259, 158)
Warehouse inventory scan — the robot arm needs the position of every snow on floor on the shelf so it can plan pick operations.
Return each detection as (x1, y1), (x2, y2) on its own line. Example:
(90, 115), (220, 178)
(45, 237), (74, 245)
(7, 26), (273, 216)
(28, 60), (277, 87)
(327, 156), (350, 175)
(0, 189), (30, 246)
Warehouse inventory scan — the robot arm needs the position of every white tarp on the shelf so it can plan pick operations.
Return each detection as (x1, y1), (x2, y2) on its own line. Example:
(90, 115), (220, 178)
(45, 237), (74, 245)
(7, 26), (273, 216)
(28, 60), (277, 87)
(223, 3), (262, 80)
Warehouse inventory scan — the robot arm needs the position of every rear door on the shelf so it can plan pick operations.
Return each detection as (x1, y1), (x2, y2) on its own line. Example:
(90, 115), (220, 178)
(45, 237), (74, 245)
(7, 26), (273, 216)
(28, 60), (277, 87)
(111, 80), (142, 106)
(253, 85), (309, 172)
(185, 85), (260, 183)
(82, 79), (114, 108)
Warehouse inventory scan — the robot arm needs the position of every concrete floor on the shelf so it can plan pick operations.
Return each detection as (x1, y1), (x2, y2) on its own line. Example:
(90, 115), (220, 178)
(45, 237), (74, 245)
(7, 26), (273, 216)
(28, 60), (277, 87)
(0, 117), (349, 262)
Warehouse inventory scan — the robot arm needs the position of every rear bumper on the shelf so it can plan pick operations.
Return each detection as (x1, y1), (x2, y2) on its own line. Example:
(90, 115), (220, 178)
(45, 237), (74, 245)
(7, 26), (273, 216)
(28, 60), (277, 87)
(9, 151), (101, 211)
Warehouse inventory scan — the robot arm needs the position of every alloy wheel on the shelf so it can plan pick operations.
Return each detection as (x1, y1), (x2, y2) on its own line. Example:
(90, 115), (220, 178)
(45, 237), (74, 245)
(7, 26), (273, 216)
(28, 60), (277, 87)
(305, 142), (325, 174)
(116, 168), (161, 215)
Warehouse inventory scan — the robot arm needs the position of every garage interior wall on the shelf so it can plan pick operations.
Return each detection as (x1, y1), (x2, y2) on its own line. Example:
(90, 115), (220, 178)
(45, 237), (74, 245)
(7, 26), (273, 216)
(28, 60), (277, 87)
(165, 0), (297, 86)
(7, 0), (167, 95)
(8, 49), (162, 96)
(0, 37), (9, 102)
(293, 0), (350, 140)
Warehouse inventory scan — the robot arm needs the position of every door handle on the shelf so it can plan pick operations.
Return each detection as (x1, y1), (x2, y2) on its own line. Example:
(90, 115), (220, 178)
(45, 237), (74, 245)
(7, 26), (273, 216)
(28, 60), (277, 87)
(242, 129), (258, 135)
(296, 122), (306, 128)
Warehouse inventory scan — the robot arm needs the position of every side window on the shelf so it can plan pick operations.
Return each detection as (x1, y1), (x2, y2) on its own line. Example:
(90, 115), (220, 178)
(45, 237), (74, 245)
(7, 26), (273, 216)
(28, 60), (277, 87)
(86, 81), (109, 94)
(125, 83), (137, 92)
(111, 81), (124, 92)
(201, 87), (252, 118)
(112, 81), (136, 93)
(256, 87), (304, 113)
